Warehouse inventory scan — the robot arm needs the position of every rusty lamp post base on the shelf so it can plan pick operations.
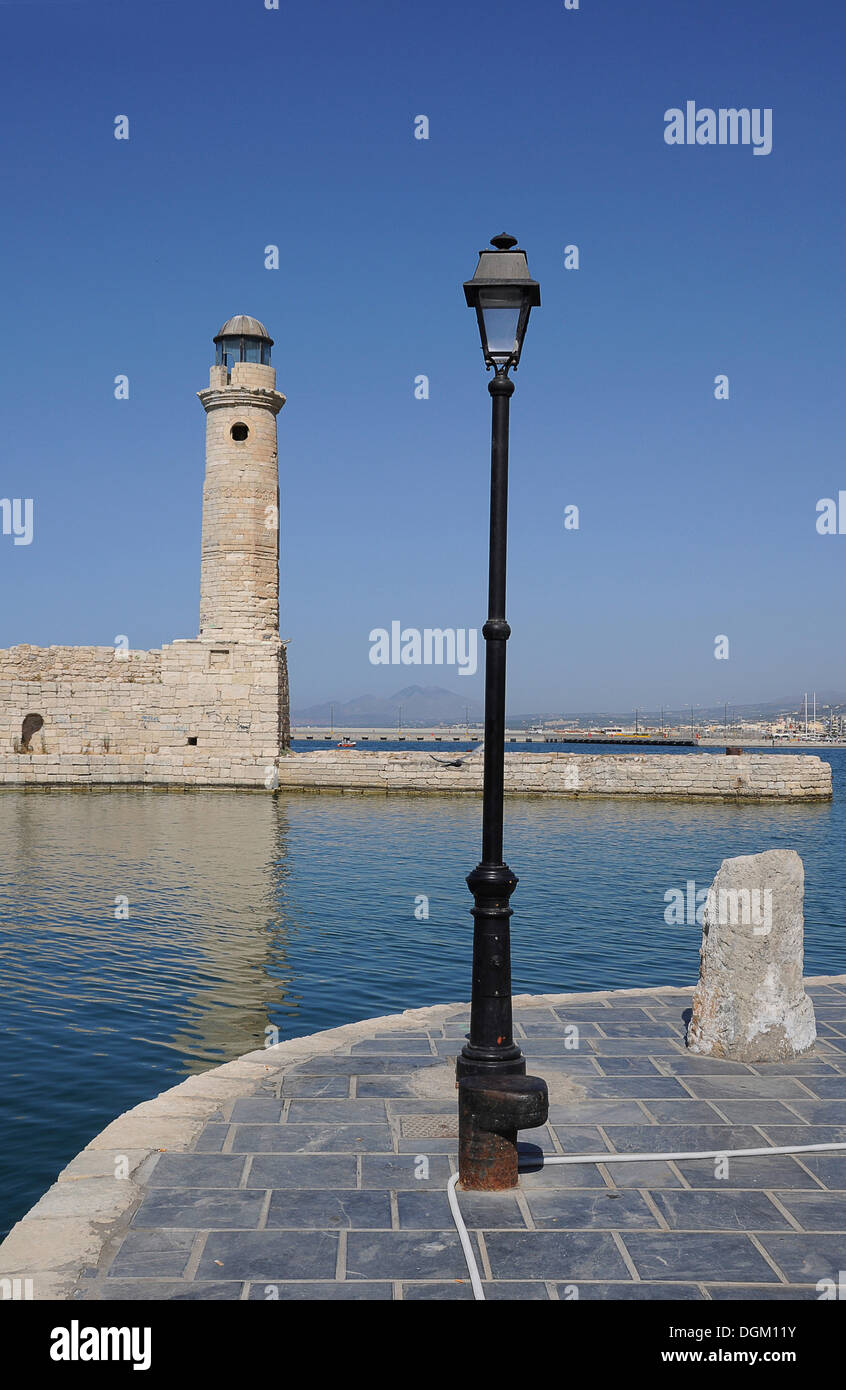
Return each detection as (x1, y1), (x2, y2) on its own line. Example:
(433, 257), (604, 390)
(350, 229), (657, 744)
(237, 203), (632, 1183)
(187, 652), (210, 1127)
(458, 1074), (549, 1190)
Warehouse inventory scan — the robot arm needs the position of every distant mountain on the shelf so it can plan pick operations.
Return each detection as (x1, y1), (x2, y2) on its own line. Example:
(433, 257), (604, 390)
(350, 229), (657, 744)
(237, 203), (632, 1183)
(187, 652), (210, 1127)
(293, 685), (485, 728)
(295, 687), (846, 730)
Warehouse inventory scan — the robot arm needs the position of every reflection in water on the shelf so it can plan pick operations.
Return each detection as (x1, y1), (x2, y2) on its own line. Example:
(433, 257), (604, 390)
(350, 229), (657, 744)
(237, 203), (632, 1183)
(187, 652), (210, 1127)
(1, 766), (845, 1237)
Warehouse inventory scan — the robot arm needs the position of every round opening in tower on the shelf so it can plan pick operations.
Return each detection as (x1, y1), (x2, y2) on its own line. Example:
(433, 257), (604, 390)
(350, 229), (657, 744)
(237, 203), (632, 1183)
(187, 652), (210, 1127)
(230, 423), (250, 442)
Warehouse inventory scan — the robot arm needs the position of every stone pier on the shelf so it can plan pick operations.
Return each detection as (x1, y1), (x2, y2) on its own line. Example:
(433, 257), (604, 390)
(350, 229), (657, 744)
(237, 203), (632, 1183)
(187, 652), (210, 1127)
(3, 977), (845, 1301)
(272, 750), (831, 802)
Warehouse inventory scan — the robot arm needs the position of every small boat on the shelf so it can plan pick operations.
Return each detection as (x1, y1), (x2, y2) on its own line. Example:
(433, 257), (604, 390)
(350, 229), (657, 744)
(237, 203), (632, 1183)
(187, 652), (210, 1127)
(336, 739), (356, 748)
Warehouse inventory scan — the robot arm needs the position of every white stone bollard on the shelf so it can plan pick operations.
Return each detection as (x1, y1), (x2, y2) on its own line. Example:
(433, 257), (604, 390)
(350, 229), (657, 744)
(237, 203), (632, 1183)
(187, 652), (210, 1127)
(687, 848), (816, 1062)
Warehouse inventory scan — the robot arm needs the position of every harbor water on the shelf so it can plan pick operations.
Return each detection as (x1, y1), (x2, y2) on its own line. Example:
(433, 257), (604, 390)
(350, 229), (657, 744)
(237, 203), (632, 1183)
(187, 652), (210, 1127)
(1, 743), (843, 1237)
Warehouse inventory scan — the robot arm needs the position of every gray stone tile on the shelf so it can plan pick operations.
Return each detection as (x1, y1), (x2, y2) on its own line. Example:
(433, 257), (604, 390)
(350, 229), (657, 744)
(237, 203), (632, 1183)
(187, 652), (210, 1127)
(589, 1040), (685, 1056)
(790, 1153), (846, 1188)
(651, 1189), (791, 1231)
(286, 1099), (388, 1123)
(757, 1233), (846, 1282)
(132, 1189), (265, 1229)
(516, 1160), (609, 1189)
(193, 1123), (229, 1152)
(704, 1101), (804, 1125)
(770, 1189), (846, 1230)
(350, 1039), (435, 1054)
(275, 1077), (350, 1099)
(705, 1283), (821, 1300)
(230, 1098), (285, 1122)
(196, 1230), (338, 1281)
(345, 1230), (471, 1281)
(674, 1155), (822, 1189)
(622, 1232), (776, 1281)
(108, 1230), (196, 1278)
(566, 1077), (691, 1100)
(553, 1008), (652, 1022)
(521, 1128), (605, 1155)
(399, 1282), (474, 1300)
(246, 1281), (393, 1300)
(600, 1124), (766, 1153)
(638, 1101), (726, 1124)
(386, 1099), (457, 1115)
(246, 1155), (357, 1189)
(396, 1137), (465, 1154)
(594, 1022), (681, 1039)
(519, 1054), (599, 1073)
(266, 1189), (391, 1229)
(561, 1281), (703, 1300)
(361, 1154), (453, 1189)
(147, 1154), (246, 1188)
(756, 1125), (846, 1146)
(484, 1230), (630, 1281)
(658, 1058), (755, 1076)
(683, 1076), (816, 1100)
(594, 1057), (665, 1076)
(355, 1077), (421, 1098)
(748, 1059), (841, 1074)
(524, 1189), (658, 1230)
(547, 1101), (648, 1126)
(91, 1280), (243, 1300)
(799, 1077), (846, 1099)
(286, 1057), (443, 1074)
(519, 1021), (602, 1037)
(593, 1160), (688, 1188)
(230, 1123), (393, 1153)
(397, 1190), (525, 1229)
(786, 1101), (846, 1124)
(356, 1031), (433, 1038)
(404, 1281), (549, 1300)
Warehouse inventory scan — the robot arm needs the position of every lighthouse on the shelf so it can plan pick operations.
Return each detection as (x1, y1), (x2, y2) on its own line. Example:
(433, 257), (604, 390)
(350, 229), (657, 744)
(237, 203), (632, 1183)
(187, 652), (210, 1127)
(0, 315), (292, 780)
(198, 315), (286, 640)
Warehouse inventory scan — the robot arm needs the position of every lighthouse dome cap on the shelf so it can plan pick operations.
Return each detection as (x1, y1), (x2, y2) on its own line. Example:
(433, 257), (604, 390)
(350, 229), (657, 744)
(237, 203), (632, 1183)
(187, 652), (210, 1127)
(214, 315), (273, 345)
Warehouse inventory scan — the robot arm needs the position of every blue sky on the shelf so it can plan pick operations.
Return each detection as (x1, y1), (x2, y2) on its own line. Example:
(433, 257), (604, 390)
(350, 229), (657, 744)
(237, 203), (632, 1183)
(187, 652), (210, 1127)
(1, 0), (844, 713)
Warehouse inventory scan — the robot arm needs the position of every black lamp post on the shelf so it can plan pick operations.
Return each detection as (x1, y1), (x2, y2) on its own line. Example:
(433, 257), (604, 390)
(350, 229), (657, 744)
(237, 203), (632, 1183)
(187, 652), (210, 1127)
(457, 233), (541, 1081)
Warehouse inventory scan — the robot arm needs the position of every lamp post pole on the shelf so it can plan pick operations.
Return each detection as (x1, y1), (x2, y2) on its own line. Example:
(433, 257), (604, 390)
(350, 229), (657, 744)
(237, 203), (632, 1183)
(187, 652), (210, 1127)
(457, 366), (524, 1079)
(454, 234), (549, 1183)
(456, 232), (541, 1084)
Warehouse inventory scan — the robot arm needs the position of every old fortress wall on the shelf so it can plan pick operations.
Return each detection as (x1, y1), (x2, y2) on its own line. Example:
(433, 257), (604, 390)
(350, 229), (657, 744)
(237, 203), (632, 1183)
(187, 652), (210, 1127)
(272, 750), (832, 802)
(0, 640), (284, 784)
(0, 316), (290, 788)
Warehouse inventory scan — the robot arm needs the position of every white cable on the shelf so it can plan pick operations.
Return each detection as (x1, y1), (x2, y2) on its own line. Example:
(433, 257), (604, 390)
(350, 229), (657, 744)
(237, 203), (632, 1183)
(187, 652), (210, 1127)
(448, 1140), (846, 1301)
(447, 1172), (485, 1300)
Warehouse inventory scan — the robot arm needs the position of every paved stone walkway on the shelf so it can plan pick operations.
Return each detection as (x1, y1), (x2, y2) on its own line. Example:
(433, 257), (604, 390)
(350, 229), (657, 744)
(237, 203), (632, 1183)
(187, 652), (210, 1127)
(67, 980), (846, 1301)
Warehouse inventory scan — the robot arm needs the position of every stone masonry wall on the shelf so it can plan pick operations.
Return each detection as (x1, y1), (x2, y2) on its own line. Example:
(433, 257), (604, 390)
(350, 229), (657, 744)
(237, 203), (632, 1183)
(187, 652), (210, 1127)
(0, 637), (285, 782)
(0, 646), (161, 754)
(273, 750), (832, 801)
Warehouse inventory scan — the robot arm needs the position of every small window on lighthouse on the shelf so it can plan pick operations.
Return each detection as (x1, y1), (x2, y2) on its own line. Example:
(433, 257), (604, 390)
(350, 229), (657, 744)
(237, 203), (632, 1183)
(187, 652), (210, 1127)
(231, 422), (249, 442)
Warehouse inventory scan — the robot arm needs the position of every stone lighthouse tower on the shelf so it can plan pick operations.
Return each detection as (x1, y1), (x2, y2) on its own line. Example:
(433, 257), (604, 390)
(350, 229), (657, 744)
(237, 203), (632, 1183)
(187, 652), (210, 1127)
(198, 315), (285, 639)
(195, 315), (290, 751)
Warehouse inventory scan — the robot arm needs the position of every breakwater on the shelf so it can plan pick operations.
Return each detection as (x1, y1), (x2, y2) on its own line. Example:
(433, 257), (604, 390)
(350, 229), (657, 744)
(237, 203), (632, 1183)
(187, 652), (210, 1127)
(276, 750), (832, 802)
(0, 749), (831, 799)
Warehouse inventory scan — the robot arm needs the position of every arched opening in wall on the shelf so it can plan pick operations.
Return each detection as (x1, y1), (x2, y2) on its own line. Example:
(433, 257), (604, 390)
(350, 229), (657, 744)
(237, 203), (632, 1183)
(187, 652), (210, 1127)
(21, 713), (44, 751)
(230, 422), (249, 442)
